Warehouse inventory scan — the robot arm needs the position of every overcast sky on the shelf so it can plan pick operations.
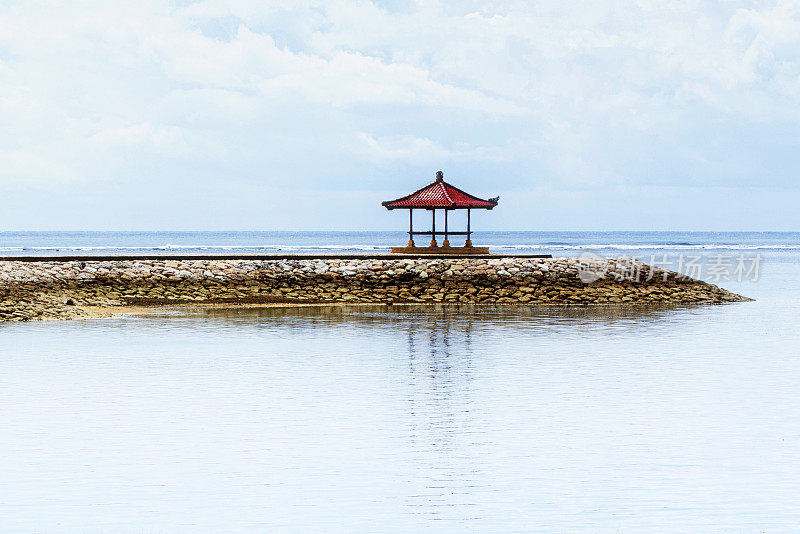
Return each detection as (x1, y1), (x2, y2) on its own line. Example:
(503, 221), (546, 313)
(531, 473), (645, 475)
(1, 0), (799, 231)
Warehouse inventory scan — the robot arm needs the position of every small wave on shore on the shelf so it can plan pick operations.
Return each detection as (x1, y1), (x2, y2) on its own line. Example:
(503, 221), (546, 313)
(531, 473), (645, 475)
(490, 243), (800, 250)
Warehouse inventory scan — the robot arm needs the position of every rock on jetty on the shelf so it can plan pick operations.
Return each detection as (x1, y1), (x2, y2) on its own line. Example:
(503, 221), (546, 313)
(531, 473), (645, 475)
(0, 257), (750, 322)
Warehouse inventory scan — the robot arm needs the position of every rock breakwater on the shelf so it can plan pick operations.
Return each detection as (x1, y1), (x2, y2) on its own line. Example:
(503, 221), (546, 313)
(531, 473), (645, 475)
(0, 257), (750, 322)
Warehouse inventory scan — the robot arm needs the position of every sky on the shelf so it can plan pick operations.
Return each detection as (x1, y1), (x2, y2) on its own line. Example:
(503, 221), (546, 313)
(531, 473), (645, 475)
(0, 0), (799, 231)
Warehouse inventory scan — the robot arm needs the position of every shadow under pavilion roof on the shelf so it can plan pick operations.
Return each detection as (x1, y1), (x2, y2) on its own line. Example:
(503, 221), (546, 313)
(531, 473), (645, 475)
(382, 171), (498, 210)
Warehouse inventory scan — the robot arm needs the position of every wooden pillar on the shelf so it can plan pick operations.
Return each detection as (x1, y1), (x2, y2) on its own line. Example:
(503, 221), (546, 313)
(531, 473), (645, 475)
(430, 209), (437, 247)
(443, 209), (450, 247)
(407, 209), (415, 247)
(465, 208), (472, 247)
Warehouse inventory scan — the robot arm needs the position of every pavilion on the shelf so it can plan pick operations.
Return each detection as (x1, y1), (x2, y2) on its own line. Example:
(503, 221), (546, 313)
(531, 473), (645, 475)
(382, 171), (498, 254)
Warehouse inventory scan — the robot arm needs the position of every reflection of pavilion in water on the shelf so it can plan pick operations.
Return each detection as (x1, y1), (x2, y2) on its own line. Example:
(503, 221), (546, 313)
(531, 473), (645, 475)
(403, 306), (475, 452)
(400, 307), (487, 522)
(186, 303), (687, 523)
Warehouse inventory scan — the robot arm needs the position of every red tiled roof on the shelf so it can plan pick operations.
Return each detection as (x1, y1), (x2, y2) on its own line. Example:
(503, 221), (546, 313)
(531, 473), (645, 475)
(382, 172), (498, 210)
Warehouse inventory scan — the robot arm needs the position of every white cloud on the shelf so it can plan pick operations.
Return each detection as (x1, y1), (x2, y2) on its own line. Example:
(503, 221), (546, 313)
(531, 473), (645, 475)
(256, 47), (520, 112)
(0, 0), (799, 228)
(90, 123), (186, 150)
(356, 133), (514, 163)
(0, 148), (78, 186)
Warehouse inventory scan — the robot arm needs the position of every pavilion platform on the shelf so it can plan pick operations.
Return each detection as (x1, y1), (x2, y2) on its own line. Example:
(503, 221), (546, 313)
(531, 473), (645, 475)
(389, 246), (490, 255)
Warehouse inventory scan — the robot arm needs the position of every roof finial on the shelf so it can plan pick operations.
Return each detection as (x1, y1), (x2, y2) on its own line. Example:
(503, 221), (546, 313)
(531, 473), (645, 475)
(436, 170), (443, 182)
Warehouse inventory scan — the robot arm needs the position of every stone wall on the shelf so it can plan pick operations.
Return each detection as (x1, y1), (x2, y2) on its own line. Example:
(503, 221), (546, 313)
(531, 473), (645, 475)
(0, 257), (749, 322)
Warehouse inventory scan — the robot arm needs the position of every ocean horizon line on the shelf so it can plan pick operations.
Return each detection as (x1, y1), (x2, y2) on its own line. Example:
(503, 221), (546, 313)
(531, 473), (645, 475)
(2, 230), (799, 235)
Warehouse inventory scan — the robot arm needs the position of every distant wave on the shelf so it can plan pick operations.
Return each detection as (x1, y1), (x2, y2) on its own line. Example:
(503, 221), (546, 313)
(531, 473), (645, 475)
(489, 244), (800, 250)
(1, 244), (390, 252)
(2, 243), (800, 253)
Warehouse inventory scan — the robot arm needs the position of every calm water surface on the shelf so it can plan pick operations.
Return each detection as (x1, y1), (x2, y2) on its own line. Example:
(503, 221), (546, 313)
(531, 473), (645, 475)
(2, 233), (800, 532)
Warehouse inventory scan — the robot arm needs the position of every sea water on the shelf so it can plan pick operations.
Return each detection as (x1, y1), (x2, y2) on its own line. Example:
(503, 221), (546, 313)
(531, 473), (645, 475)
(1, 230), (800, 256)
(1, 232), (800, 532)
